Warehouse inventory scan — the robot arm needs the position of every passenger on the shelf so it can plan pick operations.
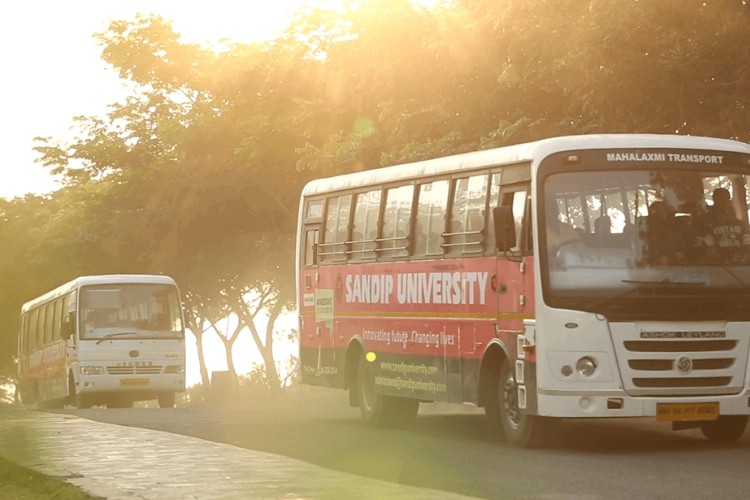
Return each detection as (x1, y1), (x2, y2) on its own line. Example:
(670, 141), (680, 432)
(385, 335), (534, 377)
(643, 201), (686, 265)
(707, 187), (732, 225)
(703, 192), (750, 264)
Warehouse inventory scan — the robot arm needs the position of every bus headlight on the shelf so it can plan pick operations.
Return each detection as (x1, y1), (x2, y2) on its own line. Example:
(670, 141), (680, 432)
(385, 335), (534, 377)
(80, 366), (105, 376)
(164, 365), (185, 374)
(576, 357), (597, 377)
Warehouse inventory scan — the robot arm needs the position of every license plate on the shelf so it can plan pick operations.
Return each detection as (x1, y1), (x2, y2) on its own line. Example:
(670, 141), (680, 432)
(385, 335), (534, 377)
(656, 402), (719, 422)
(120, 378), (150, 386)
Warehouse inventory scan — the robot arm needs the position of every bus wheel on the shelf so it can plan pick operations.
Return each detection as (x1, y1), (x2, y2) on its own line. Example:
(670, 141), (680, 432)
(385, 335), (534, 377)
(356, 353), (417, 427)
(700, 416), (748, 443)
(158, 393), (176, 408)
(67, 376), (77, 408)
(357, 352), (386, 426)
(497, 362), (548, 448)
(76, 394), (92, 409)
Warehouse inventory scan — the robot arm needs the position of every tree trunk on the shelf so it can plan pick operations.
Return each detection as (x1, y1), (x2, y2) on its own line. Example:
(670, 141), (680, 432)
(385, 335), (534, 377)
(194, 329), (211, 387)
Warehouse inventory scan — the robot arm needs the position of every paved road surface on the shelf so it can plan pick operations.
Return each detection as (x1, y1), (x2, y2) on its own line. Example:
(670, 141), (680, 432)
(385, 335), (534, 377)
(28, 386), (750, 499)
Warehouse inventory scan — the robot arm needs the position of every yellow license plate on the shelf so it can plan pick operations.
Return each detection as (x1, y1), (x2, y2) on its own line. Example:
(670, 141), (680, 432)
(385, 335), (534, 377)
(656, 402), (719, 422)
(120, 378), (150, 386)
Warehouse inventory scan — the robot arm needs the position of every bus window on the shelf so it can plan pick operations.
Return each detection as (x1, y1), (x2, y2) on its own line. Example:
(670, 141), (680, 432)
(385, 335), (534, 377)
(414, 180), (449, 258)
(34, 307), (44, 346)
(304, 228), (319, 267)
(482, 172), (501, 254)
(447, 174), (489, 256)
(306, 199), (323, 221)
(320, 194), (352, 263)
(52, 299), (63, 340)
(350, 189), (381, 262)
(20, 315), (28, 352)
(28, 309), (41, 349)
(498, 190), (529, 254)
(381, 185), (413, 259)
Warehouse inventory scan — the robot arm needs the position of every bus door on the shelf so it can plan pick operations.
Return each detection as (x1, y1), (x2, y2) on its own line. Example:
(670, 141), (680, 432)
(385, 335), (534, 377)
(300, 196), (344, 385)
(62, 291), (77, 372)
(494, 187), (531, 352)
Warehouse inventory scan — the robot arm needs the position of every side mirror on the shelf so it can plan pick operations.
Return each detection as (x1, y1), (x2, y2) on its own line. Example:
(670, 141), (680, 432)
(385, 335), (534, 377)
(493, 206), (517, 252)
(61, 311), (76, 340)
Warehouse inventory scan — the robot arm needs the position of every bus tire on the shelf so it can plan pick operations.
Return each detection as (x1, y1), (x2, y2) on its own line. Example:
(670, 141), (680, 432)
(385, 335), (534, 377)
(76, 394), (92, 409)
(495, 361), (549, 448)
(67, 375), (77, 408)
(357, 352), (387, 426)
(356, 353), (418, 427)
(158, 393), (176, 408)
(700, 415), (748, 443)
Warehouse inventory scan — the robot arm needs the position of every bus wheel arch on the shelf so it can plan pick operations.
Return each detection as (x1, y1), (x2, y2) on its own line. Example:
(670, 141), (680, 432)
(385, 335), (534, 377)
(479, 343), (507, 408)
(479, 342), (507, 438)
(481, 341), (549, 448)
(348, 340), (418, 427)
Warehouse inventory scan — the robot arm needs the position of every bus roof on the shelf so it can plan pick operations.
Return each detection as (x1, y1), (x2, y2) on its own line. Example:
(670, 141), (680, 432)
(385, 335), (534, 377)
(21, 274), (178, 313)
(300, 134), (750, 197)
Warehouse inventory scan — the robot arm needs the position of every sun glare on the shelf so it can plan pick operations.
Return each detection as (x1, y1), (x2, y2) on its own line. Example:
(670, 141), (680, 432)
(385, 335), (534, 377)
(157, 0), (445, 49)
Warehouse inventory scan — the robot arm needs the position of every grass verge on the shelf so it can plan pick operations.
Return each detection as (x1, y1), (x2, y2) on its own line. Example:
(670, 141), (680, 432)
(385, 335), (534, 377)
(0, 455), (99, 499)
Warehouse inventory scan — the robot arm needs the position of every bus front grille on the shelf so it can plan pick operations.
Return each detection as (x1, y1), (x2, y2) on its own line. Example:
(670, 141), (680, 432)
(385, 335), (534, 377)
(611, 325), (748, 397)
(107, 366), (163, 375)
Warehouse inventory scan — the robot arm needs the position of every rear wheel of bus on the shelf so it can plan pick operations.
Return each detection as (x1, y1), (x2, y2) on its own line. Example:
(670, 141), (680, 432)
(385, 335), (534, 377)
(356, 351), (418, 427)
(158, 392), (176, 408)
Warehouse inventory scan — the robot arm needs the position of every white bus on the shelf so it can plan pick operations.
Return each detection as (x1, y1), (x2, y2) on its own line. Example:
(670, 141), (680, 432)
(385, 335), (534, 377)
(297, 134), (750, 446)
(17, 274), (186, 409)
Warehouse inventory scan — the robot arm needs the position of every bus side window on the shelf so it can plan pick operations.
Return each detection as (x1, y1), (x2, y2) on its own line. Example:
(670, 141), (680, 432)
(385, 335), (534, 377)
(304, 228), (319, 267)
(486, 172), (502, 254)
(350, 190), (380, 262)
(61, 292), (75, 339)
(414, 180), (449, 258)
(320, 194), (352, 263)
(447, 174), (489, 257)
(27, 310), (34, 350)
(52, 298), (63, 340)
(495, 190), (529, 253)
(34, 306), (44, 347)
(381, 185), (412, 259)
(20, 314), (28, 352)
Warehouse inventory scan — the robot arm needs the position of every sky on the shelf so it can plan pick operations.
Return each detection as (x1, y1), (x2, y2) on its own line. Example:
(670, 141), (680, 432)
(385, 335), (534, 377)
(0, 0), (304, 200)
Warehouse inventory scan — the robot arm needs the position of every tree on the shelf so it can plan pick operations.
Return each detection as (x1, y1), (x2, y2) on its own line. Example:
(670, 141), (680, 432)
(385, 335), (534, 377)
(33, 14), (308, 388)
(8, 0), (750, 386)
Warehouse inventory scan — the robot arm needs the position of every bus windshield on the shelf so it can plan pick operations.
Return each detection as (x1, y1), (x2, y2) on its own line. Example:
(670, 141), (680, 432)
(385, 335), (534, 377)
(542, 165), (750, 320)
(79, 283), (183, 340)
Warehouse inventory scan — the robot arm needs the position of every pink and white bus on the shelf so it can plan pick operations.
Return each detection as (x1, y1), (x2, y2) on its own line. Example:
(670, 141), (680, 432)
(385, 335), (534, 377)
(18, 274), (186, 409)
(296, 134), (750, 446)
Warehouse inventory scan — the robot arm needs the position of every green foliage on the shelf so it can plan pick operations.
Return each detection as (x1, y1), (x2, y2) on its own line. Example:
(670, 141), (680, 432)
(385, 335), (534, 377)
(3, 0), (750, 380)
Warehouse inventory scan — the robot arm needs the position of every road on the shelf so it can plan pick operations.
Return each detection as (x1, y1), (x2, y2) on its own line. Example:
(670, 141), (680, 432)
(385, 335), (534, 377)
(50, 387), (750, 499)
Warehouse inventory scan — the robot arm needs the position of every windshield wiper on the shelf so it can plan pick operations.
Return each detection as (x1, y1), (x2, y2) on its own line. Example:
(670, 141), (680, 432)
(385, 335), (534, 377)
(96, 332), (138, 344)
(621, 278), (706, 287)
(586, 278), (707, 312)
